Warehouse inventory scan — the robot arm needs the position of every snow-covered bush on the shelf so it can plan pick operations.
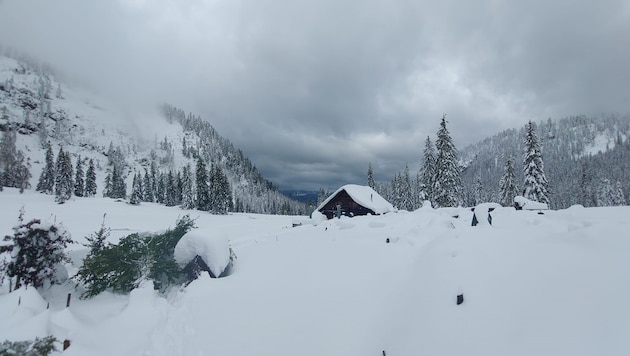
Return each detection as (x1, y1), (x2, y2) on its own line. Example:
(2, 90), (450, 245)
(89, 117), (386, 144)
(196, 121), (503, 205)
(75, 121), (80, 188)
(174, 229), (236, 281)
(0, 209), (73, 290)
(75, 215), (196, 298)
(0, 336), (59, 356)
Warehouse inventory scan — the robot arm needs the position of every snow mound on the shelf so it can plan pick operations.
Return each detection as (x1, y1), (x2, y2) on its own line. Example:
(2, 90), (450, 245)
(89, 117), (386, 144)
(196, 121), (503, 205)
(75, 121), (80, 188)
(174, 230), (231, 278)
(514, 196), (549, 210)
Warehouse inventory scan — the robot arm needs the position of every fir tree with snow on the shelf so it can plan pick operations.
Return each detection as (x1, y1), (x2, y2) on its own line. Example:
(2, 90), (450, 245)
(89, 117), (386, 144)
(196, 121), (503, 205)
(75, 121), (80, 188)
(499, 157), (519, 207)
(522, 121), (550, 206)
(74, 155), (85, 197)
(142, 168), (154, 202)
(473, 173), (484, 205)
(209, 163), (232, 214)
(54, 148), (73, 204)
(420, 136), (436, 203)
(84, 159), (97, 197)
(165, 170), (178, 207)
(196, 158), (211, 211)
(432, 115), (462, 208)
(0, 129), (31, 192)
(0, 209), (73, 289)
(36, 142), (55, 194)
(613, 181), (626, 206)
(181, 164), (196, 209)
(367, 163), (375, 189)
(130, 173), (143, 205)
(109, 165), (126, 199)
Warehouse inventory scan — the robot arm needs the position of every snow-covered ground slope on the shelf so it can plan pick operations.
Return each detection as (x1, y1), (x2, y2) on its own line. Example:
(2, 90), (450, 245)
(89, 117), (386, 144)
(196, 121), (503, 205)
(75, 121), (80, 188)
(1, 188), (628, 356)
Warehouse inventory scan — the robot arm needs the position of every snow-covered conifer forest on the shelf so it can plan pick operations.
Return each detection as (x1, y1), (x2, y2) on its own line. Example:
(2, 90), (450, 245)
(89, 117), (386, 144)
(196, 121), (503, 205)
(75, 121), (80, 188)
(1, 51), (629, 356)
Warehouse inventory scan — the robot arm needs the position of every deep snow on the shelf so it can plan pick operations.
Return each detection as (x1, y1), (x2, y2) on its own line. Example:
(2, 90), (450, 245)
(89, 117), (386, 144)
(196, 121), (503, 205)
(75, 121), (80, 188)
(1, 188), (629, 355)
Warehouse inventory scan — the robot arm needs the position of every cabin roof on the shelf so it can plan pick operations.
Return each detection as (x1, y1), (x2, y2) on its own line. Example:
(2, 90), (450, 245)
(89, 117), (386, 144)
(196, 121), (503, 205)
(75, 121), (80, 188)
(316, 184), (395, 215)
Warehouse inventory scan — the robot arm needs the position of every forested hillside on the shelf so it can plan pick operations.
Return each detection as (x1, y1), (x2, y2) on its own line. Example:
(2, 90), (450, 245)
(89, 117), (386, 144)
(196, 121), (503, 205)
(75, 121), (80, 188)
(460, 115), (630, 208)
(0, 52), (307, 215)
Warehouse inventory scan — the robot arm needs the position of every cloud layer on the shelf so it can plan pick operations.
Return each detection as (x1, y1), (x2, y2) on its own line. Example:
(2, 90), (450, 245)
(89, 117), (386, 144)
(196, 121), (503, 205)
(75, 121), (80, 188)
(2, 0), (629, 189)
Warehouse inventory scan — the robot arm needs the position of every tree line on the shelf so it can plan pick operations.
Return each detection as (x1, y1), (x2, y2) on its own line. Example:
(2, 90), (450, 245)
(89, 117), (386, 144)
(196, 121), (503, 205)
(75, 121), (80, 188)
(366, 116), (560, 210)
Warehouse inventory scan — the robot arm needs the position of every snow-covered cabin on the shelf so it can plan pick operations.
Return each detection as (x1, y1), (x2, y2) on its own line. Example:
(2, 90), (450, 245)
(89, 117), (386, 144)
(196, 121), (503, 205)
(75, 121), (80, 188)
(316, 184), (395, 219)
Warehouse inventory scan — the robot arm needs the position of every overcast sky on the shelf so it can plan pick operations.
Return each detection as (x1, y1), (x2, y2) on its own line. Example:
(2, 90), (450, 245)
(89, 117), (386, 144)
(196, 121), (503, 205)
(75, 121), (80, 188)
(1, 0), (629, 190)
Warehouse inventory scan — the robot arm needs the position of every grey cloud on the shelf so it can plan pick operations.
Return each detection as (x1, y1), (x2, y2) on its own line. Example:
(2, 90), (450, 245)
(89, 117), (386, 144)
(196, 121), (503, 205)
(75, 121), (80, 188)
(1, 0), (629, 190)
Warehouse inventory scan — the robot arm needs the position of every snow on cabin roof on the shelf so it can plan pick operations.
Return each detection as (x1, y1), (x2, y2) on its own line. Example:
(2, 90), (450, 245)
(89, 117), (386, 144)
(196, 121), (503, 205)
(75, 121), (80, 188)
(317, 184), (396, 215)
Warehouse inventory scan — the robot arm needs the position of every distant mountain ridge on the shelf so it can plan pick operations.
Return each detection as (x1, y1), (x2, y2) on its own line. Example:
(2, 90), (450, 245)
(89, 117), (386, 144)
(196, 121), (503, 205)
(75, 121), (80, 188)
(0, 52), (306, 215)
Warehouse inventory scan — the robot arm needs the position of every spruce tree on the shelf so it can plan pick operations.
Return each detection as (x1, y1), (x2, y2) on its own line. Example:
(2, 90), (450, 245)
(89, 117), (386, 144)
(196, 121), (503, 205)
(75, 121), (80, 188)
(109, 165), (127, 199)
(165, 170), (178, 206)
(36, 143), (56, 194)
(367, 163), (375, 189)
(433, 115), (462, 208)
(181, 164), (196, 209)
(195, 158), (210, 211)
(420, 136), (436, 203)
(522, 121), (550, 205)
(142, 168), (154, 202)
(74, 155), (85, 197)
(209, 163), (232, 214)
(130, 173), (143, 205)
(0, 209), (73, 289)
(613, 181), (626, 206)
(84, 159), (97, 197)
(499, 157), (519, 207)
(0, 130), (31, 192)
(55, 148), (73, 204)
(103, 170), (112, 198)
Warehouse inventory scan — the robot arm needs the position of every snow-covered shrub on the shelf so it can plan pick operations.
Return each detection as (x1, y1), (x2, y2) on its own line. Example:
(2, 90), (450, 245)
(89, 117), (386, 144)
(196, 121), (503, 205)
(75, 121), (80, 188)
(0, 336), (58, 356)
(0, 209), (73, 290)
(174, 229), (236, 281)
(75, 215), (196, 298)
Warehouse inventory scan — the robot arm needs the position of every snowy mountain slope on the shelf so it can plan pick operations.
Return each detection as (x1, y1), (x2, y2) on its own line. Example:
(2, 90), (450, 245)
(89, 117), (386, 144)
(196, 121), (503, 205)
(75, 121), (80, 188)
(0, 53), (305, 214)
(0, 188), (629, 356)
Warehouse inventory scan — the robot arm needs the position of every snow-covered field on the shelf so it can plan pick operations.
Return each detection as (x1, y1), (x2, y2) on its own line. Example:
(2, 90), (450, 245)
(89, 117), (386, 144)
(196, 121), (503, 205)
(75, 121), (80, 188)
(1, 188), (629, 355)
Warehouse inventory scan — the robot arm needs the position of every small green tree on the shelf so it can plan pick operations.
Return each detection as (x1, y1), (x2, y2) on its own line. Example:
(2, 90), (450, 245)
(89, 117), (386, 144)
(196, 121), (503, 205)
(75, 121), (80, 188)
(75, 215), (196, 298)
(0, 209), (73, 289)
(0, 336), (59, 356)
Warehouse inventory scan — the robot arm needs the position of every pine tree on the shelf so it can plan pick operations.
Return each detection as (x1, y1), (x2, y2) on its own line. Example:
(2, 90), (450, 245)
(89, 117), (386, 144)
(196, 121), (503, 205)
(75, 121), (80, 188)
(498, 157), (519, 207)
(209, 163), (231, 214)
(0, 130), (31, 192)
(130, 173), (143, 205)
(433, 115), (462, 208)
(0, 209), (73, 289)
(55, 148), (73, 204)
(522, 121), (550, 205)
(165, 170), (178, 206)
(84, 159), (97, 197)
(36, 143), (56, 194)
(181, 164), (196, 209)
(103, 170), (112, 198)
(420, 136), (436, 203)
(596, 178), (614, 207)
(142, 168), (154, 202)
(473, 174), (484, 205)
(613, 181), (626, 206)
(74, 155), (85, 197)
(196, 158), (210, 211)
(109, 165), (126, 199)
(367, 163), (375, 189)
(156, 172), (165, 204)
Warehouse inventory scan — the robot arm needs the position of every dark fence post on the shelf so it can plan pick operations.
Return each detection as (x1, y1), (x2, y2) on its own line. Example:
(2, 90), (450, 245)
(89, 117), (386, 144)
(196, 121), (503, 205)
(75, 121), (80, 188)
(66, 293), (71, 308)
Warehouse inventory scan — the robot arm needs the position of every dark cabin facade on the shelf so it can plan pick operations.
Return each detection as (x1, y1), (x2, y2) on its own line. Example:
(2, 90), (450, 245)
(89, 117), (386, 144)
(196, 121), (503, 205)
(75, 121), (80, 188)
(318, 189), (375, 219)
